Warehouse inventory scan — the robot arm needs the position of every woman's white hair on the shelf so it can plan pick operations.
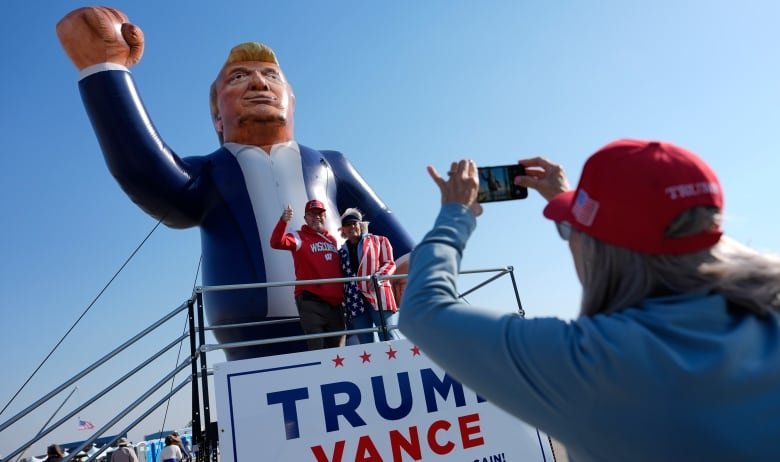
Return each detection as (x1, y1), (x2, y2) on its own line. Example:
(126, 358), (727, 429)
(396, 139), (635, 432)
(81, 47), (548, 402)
(578, 206), (780, 316)
(340, 207), (370, 237)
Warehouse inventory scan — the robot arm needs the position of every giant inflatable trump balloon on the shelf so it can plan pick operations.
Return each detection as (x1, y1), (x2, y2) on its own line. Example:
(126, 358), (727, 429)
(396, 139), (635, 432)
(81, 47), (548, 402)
(57, 6), (413, 360)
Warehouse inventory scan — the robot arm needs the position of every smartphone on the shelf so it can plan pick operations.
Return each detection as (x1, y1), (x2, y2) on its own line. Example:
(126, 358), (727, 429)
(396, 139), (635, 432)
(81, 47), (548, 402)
(477, 164), (528, 203)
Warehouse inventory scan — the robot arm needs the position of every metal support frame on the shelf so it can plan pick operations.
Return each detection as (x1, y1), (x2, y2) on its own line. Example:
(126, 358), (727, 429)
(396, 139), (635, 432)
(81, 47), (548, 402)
(188, 297), (203, 462)
(371, 274), (390, 340)
(2, 334), (187, 462)
(197, 267), (524, 354)
(0, 303), (187, 435)
(196, 292), (215, 462)
(1, 266), (523, 462)
(61, 360), (193, 462)
(508, 266), (526, 317)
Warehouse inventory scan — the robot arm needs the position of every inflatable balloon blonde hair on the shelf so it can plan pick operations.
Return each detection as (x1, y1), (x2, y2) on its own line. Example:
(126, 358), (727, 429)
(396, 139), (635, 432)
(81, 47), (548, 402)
(209, 42), (280, 144)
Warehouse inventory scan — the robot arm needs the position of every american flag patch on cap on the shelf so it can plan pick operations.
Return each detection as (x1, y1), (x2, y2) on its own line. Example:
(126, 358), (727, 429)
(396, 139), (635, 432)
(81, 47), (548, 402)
(572, 189), (599, 226)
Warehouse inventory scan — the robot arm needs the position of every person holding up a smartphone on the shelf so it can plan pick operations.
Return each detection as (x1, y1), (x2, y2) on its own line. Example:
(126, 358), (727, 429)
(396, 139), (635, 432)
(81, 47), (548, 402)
(399, 139), (780, 462)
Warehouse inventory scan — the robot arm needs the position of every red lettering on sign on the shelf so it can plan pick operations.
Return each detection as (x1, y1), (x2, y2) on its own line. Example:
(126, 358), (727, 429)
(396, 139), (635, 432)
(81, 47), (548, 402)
(427, 419), (455, 455)
(459, 413), (485, 448)
(390, 426), (422, 461)
(310, 413), (484, 461)
(311, 440), (345, 462)
(354, 435), (384, 461)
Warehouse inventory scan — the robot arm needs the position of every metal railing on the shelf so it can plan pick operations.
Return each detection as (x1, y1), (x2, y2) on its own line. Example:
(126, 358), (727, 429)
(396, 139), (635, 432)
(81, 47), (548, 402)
(0, 266), (523, 462)
(195, 266), (523, 353)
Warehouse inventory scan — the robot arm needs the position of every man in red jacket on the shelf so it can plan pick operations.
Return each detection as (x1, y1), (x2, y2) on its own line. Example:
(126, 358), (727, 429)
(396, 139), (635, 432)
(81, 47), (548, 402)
(270, 200), (345, 349)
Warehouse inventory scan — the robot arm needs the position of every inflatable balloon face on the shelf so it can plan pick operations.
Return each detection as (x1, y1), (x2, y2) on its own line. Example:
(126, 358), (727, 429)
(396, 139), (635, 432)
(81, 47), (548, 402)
(211, 58), (296, 147)
(57, 7), (413, 360)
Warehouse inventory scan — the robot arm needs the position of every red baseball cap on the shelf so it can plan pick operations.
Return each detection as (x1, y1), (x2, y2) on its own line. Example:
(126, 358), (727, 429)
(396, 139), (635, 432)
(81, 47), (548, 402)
(305, 199), (326, 213)
(543, 139), (723, 255)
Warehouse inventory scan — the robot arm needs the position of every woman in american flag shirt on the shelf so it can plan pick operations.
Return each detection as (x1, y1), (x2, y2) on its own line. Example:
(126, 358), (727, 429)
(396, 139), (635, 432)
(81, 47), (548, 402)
(338, 208), (401, 344)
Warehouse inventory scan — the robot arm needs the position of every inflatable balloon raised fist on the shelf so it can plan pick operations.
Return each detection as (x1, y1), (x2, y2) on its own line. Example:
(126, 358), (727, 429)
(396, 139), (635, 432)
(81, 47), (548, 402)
(57, 6), (413, 360)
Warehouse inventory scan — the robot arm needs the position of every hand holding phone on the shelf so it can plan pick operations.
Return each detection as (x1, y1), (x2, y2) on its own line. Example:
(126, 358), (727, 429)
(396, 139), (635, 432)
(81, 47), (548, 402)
(477, 164), (528, 203)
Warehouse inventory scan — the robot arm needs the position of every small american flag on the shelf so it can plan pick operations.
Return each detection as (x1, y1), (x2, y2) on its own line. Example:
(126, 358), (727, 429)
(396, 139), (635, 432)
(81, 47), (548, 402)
(77, 419), (95, 430)
(572, 189), (600, 227)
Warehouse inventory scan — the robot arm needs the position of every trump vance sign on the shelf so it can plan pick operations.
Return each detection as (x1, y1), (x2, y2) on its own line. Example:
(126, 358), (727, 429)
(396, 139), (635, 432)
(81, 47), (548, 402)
(214, 339), (555, 462)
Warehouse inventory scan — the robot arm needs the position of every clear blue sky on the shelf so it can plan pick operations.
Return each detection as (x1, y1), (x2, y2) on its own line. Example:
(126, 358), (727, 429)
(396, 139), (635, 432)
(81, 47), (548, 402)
(2, 0), (779, 457)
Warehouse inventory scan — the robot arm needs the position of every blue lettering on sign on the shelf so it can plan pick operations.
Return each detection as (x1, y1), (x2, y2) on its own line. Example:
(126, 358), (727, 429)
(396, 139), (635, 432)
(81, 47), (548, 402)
(421, 368), (466, 412)
(265, 367), (483, 440)
(321, 381), (367, 432)
(266, 387), (309, 440)
(371, 372), (413, 420)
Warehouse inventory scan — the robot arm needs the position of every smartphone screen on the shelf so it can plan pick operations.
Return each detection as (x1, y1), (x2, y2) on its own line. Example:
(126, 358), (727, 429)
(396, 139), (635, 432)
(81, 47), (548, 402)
(477, 164), (528, 203)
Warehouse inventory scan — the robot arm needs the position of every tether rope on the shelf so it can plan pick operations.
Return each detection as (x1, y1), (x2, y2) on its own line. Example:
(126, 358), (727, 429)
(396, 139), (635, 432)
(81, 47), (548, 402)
(0, 217), (166, 417)
(157, 255), (202, 437)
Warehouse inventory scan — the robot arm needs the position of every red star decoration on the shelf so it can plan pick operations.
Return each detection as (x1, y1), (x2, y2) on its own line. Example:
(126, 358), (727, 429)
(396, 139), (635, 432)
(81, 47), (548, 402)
(385, 346), (398, 359)
(332, 354), (345, 367)
(360, 351), (372, 363)
(410, 345), (421, 356)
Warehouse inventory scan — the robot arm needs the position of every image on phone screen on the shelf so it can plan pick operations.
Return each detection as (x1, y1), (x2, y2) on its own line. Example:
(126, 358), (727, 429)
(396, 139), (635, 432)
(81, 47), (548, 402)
(477, 164), (528, 203)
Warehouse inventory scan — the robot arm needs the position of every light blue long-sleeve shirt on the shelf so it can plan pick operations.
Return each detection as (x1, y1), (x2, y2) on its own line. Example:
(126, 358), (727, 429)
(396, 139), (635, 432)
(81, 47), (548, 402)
(398, 203), (780, 462)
